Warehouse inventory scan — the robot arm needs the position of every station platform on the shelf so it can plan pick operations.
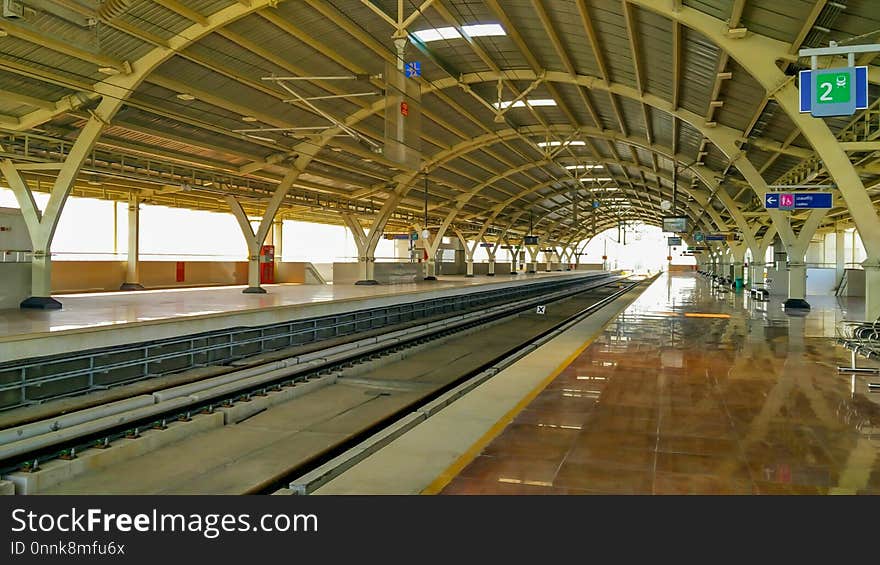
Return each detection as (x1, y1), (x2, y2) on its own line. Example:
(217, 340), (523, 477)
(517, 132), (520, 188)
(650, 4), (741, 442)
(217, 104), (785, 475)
(0, 271), (592, 363)
(317, 272), (880, 495)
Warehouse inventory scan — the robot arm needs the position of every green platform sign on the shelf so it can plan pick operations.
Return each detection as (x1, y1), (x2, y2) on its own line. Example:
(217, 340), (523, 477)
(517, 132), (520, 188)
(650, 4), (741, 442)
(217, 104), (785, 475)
(811, 67), (857, 117)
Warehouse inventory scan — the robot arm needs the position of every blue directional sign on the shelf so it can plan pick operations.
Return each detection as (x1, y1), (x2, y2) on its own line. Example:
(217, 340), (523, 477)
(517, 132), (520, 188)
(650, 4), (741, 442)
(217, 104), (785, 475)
(405, 61), (421, 78)
(592, 200), (600, 209)
(794, 192), (833, 208)
(799, 67), (868, 115)
(705, 234), (726, 241)
(765, 192), (832, 209)
(667, 237), (682, 246)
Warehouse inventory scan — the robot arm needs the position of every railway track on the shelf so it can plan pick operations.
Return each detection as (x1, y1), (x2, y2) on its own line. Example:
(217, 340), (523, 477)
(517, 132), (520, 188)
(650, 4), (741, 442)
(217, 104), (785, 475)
(0, 273), (651, 494)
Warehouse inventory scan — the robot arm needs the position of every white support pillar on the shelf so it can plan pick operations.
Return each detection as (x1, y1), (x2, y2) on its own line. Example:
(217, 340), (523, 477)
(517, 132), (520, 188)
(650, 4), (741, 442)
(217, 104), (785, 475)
(863, 260), (880, 322)
(784, 209), (828, 311)
(415, 224), (439, 281)
(730, 244), (746, 291)
(835, 227), (845, 288)
(227, 197), (264, 293)
(0, 113), (110, 309)
(228, 154), (316, 293)
(526, 245), (539, 273)
(120, 192), (144, 291)
(341, 213), (377, 285)
(483, 239), (496, 276)
(455, 230), (476, 278)
(273, 219), (283, 263)
(509, 243), (519, 274)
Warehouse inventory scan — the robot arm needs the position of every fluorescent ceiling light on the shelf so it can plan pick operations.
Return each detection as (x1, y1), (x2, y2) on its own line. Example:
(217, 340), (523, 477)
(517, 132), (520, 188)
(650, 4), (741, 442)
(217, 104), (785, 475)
(241, 116), (258, 122)
(536, 140), (587, 148)
(580, 177), (613, 182)
(176, 93), (196, 101)
(412, 23), (505, 43)
(565, 164), (602, 170)
(493, 98), (557, 109)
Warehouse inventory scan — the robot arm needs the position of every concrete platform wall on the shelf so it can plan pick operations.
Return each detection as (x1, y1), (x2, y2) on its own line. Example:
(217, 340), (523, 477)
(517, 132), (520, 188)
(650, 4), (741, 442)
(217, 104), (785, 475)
(806, 268), (836, 295)
(0, 263), (30, 310)
(47, 261), (324, 294)
(842, 268), (865, 297)
(332, 262), (421, 284)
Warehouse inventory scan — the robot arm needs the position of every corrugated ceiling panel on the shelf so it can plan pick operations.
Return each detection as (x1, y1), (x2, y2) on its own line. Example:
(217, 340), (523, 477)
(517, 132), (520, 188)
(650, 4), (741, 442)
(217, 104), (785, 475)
(677, 28), (718, 117)
(741, 0), (816, 44)
(587, 0), (637, 88)
(637, 6), (674, 101)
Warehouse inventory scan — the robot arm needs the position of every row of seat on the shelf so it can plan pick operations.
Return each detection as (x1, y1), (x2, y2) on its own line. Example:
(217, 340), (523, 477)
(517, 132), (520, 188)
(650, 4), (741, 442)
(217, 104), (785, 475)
(695, 270), (769, 301)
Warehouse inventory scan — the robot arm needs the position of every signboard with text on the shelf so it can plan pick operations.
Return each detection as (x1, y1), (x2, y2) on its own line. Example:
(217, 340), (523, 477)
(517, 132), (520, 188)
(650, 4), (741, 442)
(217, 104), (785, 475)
(764, 192), (833, 209)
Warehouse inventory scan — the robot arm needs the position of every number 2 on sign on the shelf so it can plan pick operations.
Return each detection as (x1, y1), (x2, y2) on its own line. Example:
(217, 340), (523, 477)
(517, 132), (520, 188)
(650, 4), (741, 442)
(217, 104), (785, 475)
(819, 81), (833, 102)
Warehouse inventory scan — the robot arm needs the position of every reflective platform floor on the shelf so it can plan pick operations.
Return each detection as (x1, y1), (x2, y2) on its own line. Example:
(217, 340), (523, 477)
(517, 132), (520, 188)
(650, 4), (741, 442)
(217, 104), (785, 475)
(440, 273), (880, 495)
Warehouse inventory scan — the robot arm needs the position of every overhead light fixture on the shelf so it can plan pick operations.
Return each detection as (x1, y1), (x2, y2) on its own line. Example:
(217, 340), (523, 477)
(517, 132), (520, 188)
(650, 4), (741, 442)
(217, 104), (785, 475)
(176, 93), (195, 101)
(412, 23), (505, 43)
(97, 66), (120, 75)
(241, 116), (258, 122)
(579, 177), (613, 182)
(536, 140), (586, 148)
(492, 98), (557, 109)
(565, 164), (603, 170)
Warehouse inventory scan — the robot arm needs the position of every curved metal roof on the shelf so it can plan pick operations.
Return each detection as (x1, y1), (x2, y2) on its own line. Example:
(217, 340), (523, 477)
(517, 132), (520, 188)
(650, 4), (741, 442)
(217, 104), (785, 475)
(0, 0), (877, 247)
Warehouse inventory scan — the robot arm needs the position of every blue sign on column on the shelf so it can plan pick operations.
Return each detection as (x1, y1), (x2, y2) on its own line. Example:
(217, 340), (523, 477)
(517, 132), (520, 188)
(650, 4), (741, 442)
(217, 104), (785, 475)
(794, 192), (833, 208)
(405, 61), (421, 78)
(765, 192), (832, 209)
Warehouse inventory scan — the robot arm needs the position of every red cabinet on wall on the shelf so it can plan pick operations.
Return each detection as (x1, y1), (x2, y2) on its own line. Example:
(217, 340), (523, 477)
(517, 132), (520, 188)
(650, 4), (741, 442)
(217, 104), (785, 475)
(260, 245), (275, 284)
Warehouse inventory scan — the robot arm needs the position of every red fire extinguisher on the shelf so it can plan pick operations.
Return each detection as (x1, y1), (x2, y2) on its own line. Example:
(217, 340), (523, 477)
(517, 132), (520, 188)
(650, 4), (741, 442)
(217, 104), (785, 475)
(260, 245), (275, 284)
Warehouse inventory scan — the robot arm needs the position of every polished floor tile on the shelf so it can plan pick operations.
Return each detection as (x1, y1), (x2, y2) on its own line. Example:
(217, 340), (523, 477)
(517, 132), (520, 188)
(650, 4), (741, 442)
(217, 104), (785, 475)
(441, 273), (880, 495)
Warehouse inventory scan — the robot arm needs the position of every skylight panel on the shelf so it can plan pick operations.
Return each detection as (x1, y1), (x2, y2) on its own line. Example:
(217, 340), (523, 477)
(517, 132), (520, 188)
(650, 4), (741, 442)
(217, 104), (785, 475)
(462, 24), (506, 37)
(536, 140), (587, 148)
(493, 98), (557, 109)
(412, 23), (505, 43)
(412, 27), (461, 42)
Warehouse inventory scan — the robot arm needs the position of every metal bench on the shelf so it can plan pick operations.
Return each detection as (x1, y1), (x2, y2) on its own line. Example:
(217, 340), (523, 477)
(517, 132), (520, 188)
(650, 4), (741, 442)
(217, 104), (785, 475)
(749, 284), (769, 301)
(836, 320), (880, 394)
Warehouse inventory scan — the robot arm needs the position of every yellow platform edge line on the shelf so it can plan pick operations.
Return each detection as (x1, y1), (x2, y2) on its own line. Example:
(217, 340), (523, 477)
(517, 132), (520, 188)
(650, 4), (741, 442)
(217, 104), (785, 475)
(420, 283), (644, 495)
